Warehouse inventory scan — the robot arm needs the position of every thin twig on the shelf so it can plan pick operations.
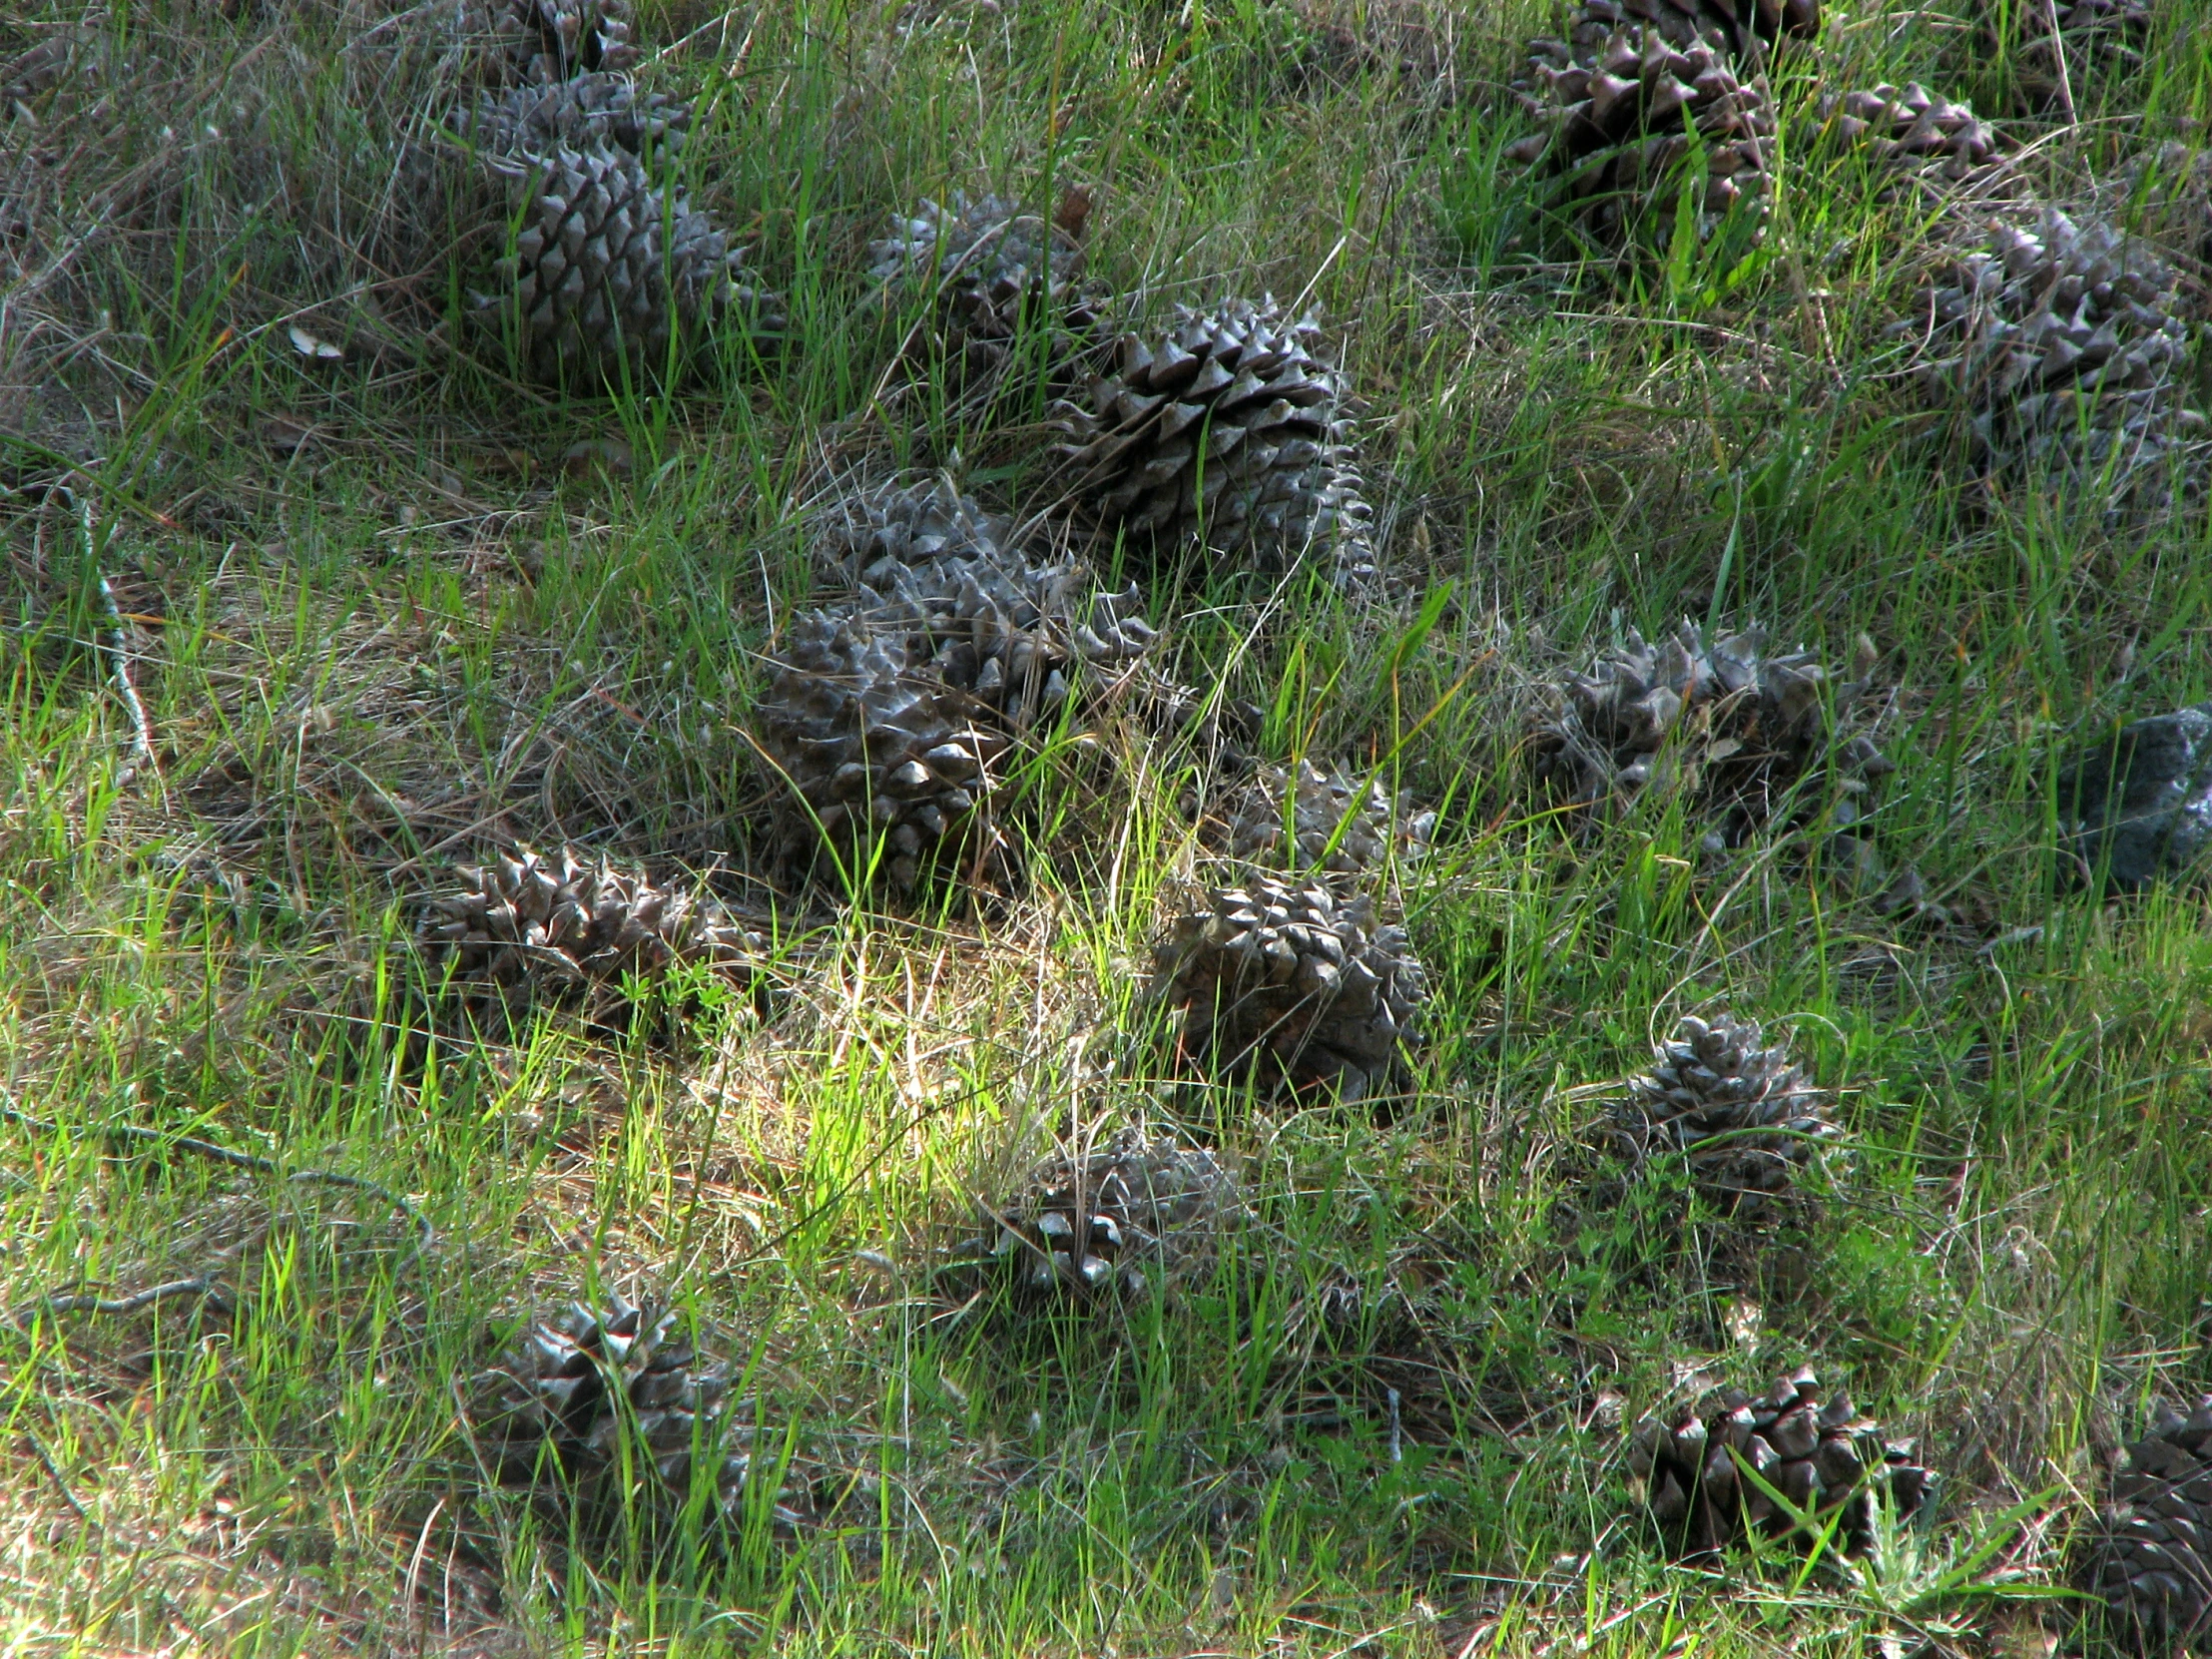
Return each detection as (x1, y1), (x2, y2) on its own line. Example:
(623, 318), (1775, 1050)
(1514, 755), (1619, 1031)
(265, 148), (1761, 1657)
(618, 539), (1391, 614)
(24, 1278), (223, 1322)
(23, 1432), (93, 1525)
(78, 490), (160, 793)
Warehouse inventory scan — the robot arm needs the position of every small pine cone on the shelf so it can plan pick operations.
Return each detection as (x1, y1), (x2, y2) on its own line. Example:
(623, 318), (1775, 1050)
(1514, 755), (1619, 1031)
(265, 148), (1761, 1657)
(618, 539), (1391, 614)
(470, 1290), (807, 1530)
(1814, 82), (1999, 182)
(752, 609), (1010, 891)
(1531, 619), (1895, 844)
(475, 141), (783, 387)
(1615, 1013), (1839, 1220)
(828, 474), (1162, 731)
(953, 1129), (1243, 1303)
(1895, 205), (2203, 504)
(466, 70), (689, 160)
(867, 189), (1104, 387)
(419, 843), (763, 1000)
(465, 0), (640, 86)
(1152, 873), (1426, 1103)
(1504, 24), (1776, 250)
(1052, 297), (1380, 591)
(1628, 1368), (1932, 1557)
(1222, 759), (1434, 877)
(2082, 1396), (2212, 1652)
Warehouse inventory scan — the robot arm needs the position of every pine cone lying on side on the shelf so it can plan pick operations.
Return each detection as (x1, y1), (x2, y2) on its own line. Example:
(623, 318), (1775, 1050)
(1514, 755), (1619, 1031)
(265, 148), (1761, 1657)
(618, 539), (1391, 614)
(1530, 620), (1895, 845)
(1979, 0), (2151, 113)
(866, 189), (1103, 389)
(2081, 1395), (2212, 1652)
(465, 0), (640, 86)
(1053, 297), (1381, 592)
(1152, 873), (1426, 1103)
(1629, 1367), (1932, 1557)
(947, 1129), (1243, 1303)
(1814, 83), (1999, 184)
(470, 1290), (809, 1531)
(1613, 1012), (1840, 1221)
(420, 843), (765, 1004)
(1222, 758), (1434, 877)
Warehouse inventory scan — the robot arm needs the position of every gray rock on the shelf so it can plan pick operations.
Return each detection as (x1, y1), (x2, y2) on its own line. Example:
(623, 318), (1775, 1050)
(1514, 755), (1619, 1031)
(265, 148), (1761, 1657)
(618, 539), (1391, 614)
(2057, 704), (2212, 890)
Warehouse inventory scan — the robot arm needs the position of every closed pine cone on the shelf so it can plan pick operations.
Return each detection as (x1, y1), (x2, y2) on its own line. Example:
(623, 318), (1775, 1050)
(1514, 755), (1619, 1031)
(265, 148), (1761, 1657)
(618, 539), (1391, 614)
(1153, 873), (1425, 1103)
(1223, 758), (1435, 877)
(1814, 83), (1999, 183)
(1531, 620), (1895, 845)
(828, 474), (1160, 731)
(752, 610), (1011, 892)
(1628, 1368), (1932, 1557)
(952, 1129), (1243, 1303)
(2082, 1396), (2212, 1652)
(474, 140), (782, 388)
(866, 189), (1103, 388)
(1053, 297), (1380, 591)
(420, 843), (764, 1001)
(464, 0), (640, 86)
(1897, 205), (2202, 504)
(1615, 1012), (1839, 1220)
(470, 1290), (807, 1530)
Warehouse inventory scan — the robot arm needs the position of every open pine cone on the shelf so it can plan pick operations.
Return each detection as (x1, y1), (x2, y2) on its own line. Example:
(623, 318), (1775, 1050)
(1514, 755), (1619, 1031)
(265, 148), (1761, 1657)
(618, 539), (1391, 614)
(1813, 83), (1999, 185)
(419, 843), (765, 1006)
(1152, 873), (1425, 1103)
(465, 70), (689, 161)
(464, 0), (640, 86)
(1221, 759), (1434, 878)
(470, 1290), (808, 1531)
(1629, 1368), (1932, 1557)
(1530, 620), (1895, 846)
(1053, 297), (1380, 591)
(2082, 1396), (2212, 1652)
(1613, 1013), (1840, 1221)
(948, 1129), (1244, 1304)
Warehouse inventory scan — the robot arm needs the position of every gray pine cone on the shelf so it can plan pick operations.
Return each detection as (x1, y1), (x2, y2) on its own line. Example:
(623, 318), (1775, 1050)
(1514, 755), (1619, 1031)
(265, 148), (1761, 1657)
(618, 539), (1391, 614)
(1222, 759), (1434, 877)
(465, 70), (689, 161)
(1153, 874), (1426, 1103)
(1814, 83), (1999, 182)
(1531, 620), (1895, 844)
(471, 1290), (807, 1530)
(2083, 1396), (2212, 1652)
(1615, 1013), (1840, 1220)
(1628, 1368), (1933, 1557)
(753, 609), (1011, 891)
(420, 843), (764, 1001)
(1053, 297), (1380, 591)
(866, 189), (1103, 387)
(1898, 206), (2204, 505)
(465, 0), (640, 86)
(951, 1129), (1243, 1303)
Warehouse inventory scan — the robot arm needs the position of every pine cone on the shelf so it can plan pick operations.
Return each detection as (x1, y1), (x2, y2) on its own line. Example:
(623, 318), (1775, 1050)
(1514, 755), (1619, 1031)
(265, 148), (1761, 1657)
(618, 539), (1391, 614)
(1815, 82), (1999, 181)
(1990, 0), (2151, 111)
(866, 189), (1104, 388)
(2083, 1396), (2212, 1652)
(1614, 1013), (1839, 1220)
(466, 0), (640, 86)
(1152, 874), (1426, 1103)
(1052, 297), (1380, 591)
(465, 70), (689, 160)
(420, 843), (765, 1002)
(2123, 143), (2212, 271)
(473, 141), (782, 387)
(951, 1129), (1243, 1303)
(2056, 701), (2212, 891)
(470, 1290), (807, 1530)
(1628, 1368), (1933, 1557)
(1222, 759), (1435, 877)
(1504, 21), (1775, 251)
(828, 474), (1161, 730)
(1898, 206), (2203, 504)
(752, 609), (1011, 892)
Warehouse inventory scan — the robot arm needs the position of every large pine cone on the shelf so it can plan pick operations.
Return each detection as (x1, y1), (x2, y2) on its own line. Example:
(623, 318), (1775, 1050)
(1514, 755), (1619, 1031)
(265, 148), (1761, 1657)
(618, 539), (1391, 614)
(1530, 620), (1894, 845)
(420, 843), (764, 1001)
(1982, 0), (2151, 112)
(2083, 1396), (2212, 1652)
(752, 610), (1011, 892)
(465, 70), (689, 161)
(1222, 759), (1434, 878)
(1629, 1368), (1932, 1557)
(828, 474), (1161, 731)
(1813, 83), (1999, 183)
(1504, 20), (1775, 251)
(474, 141), (782, 388)
(1152, 874), (1425, 1103)
(1614, 1013), (1840, 1221)
(465, 0), (640, 86)
(470, 1290), (807, 1530)
(866, 190), (1103, 388)
(1898, 206), (2202, 503)
(949, 1129), (1243, 1303)
(1052, 297), (1380, 591)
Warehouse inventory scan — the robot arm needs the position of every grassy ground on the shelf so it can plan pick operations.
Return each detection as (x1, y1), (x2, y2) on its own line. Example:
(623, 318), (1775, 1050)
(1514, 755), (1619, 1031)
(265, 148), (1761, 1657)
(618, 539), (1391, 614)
(3, 0), (2211, 1654)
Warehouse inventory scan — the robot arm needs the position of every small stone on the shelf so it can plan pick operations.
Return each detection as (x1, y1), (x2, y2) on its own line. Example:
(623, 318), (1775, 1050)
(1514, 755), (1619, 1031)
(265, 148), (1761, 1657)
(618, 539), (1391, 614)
(2056, 703), (2212, 891)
